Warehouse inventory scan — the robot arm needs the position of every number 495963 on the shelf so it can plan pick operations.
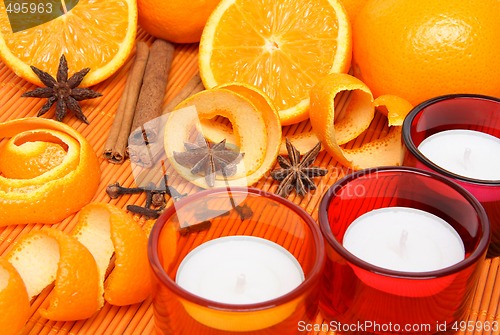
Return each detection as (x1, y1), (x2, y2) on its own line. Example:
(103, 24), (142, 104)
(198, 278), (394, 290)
(452, 320), (499, 332)
(6, 2), (53, 14)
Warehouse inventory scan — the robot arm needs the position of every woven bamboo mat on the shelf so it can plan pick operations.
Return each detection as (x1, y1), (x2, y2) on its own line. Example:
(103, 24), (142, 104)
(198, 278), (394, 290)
(0, 27), (499, 335)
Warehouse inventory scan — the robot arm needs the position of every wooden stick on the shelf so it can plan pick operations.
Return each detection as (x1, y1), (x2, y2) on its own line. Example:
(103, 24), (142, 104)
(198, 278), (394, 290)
(103, 41), (150, 163)
(129, 72), (204, 168)
(129, 39), (174, 145)
(162, 72), (204, 114)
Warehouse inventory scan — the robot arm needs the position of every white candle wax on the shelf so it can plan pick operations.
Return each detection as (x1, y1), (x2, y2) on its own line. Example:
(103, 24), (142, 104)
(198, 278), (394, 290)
(176, 236), (304, 304)
(343, 207), (465, 272)
(418, 129), (500, 181)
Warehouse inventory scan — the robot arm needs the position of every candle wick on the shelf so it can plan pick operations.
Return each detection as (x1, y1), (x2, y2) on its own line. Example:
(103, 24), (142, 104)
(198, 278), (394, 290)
(399, 229), (408, 255)
(463, 147), (472, 171)
(235, 273), (246, 294)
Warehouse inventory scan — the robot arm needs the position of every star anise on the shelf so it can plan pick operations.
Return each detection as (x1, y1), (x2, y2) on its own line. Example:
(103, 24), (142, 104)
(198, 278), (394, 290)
(21, 55), (102, 124)
(173, 133), (244, 187)
(271, 138), (328, 197)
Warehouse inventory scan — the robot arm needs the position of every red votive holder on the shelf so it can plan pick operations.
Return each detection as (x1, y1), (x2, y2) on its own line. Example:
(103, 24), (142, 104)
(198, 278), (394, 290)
(402, 94), (500, 257)
(149, 187), (325, 335)
(319, 167), (489, 335)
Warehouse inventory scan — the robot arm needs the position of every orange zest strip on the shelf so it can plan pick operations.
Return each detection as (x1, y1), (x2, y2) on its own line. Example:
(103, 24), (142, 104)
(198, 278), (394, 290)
(165, 83), (281, 188)
(0, 118), (101, 226)
(73, 202), (151, 306)
(309, 73), (413, 169)
(0, 257), (30, 335)
(6, 228), (102, 321)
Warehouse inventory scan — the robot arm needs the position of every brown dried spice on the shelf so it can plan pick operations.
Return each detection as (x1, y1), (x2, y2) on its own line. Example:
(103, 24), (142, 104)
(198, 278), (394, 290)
(173, 133), (244, 187)
(271, 138), (327, 197)
(22, 55), (102, 124)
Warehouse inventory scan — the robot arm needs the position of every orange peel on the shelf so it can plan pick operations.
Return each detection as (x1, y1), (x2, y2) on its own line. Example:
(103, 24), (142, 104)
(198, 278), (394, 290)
(0, 257), (30, 335)
(310, 73), (413, 169)
(6, 228), (101, 321)
(165, 83), (281, 188)
(73, 202), (151, 306)
(0, 118), (100, 226)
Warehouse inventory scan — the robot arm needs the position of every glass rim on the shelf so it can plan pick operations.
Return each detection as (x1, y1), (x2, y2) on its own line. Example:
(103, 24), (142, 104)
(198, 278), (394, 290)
(402, 93), (500, 185)
(319, 166), (490, 279)
(148, 186), (325, 311)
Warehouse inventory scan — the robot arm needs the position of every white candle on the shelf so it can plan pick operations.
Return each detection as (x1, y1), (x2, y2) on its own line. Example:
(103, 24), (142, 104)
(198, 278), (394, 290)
(418, 129), (500, 181)
(343, 207), (465, 272)
(176, 236), (304, 304)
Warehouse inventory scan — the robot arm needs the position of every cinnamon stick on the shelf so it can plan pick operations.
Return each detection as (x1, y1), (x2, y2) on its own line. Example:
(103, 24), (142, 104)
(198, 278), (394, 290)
(129, 39), (175, 145)
(128, 72), (204, 168)
(103, 41), (150, 163)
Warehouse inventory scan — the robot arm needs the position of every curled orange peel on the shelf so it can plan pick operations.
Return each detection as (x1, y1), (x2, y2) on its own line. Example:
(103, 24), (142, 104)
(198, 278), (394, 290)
(1, 203), (151, 325)
(73, 202), (151, 306)
(0, 257), (30, 335)
(0, 118), (101, 226)
(309, 73), (413, 169)
(165, 83), (281, 188)
(6, 228), (101, 321)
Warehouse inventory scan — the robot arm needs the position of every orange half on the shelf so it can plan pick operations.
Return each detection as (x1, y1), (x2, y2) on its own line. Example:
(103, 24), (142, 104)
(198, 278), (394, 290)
(0, 0), (137, 87)
(199, 0), (351, 125)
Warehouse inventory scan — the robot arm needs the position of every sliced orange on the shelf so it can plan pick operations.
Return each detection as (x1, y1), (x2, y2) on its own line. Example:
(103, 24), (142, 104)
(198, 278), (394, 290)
(0, 0), (137, 87)
(165, 83), (281, 188)
(0, 118), (101, 226)
(73, 203), (151, 306)
(199, 0), (351, 125)
(309, 73), (413, 169)
(6, 228), (101, 321)
(0, 258), (30, 335)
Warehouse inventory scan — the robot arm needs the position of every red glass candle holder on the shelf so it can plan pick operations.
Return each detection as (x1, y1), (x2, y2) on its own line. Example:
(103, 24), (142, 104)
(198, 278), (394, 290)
(319, 167), (489, 335)
(402, 94), (500, 257)
(149, 187), (325, 335)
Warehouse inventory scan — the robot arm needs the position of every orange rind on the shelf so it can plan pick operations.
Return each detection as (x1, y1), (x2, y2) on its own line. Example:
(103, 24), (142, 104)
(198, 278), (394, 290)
(0, 118), (101, 226)
(0, 257), (30, 335)
(6, 228), (101, 321)
(73, 202), (151, 306)
(374, 94), (414, 127)
(165, 83), (281, 188)
(1, 203), (151, 325)
(310, 73), (413, 169)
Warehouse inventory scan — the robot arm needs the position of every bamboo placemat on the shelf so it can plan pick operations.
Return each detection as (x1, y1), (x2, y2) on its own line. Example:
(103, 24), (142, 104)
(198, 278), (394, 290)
(0, 27), (499, 335)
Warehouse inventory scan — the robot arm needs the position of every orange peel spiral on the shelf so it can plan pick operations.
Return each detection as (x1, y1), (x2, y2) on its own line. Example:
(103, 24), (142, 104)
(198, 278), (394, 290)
(6, 228), (102, 321)
(1, 203), (151, 325)
(0, 118), (101, 226)
(73, 202), (151, 306)
(165, 83), (282, 188)
(0, 257), (30, 335)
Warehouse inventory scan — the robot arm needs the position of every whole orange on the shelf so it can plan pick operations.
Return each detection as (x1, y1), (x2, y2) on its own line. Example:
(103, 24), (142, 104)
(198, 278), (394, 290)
(137, 0), (221, 44)
(338, 0), (368, 24)
(352, 0), (500, 105)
